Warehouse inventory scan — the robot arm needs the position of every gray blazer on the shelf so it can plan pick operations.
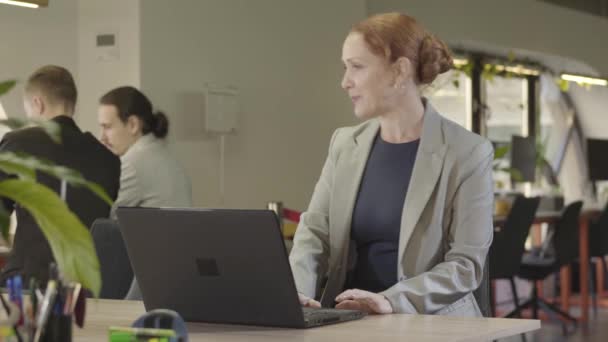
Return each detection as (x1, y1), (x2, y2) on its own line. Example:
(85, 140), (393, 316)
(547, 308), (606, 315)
(113, 134), (193, 301)
(289, 102), (494, 316)
(111, 134), (192, 216)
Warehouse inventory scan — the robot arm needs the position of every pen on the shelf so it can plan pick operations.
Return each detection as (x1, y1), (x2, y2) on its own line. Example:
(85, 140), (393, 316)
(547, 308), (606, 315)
(30, 278), (38, 318)
(35, 289), (43, 303)
(70, 283), (82, 314)
(63, 287), (72, 315)
(6, 277), (13, 302)
(13, 275), (23, 325)
(6, 277), (23, 326)
(33, 279), (57, 342)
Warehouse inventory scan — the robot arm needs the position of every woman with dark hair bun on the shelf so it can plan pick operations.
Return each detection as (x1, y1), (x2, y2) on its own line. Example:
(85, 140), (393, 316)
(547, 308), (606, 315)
(289, 13), (493, 317)
(98, 86), (192, 213)
(98, 86), (193, 300)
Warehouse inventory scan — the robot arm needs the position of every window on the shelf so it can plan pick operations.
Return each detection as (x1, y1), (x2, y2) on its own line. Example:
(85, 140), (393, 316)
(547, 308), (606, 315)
(424, 70), (471, 130)
(484, 76), (528, 143)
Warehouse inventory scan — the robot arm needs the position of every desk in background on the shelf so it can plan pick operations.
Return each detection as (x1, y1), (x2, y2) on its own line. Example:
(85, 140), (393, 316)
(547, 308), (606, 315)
(77, 299), (539, 342)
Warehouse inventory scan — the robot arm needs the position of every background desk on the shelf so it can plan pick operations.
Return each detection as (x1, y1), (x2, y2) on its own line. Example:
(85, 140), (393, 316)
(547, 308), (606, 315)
(77, 299), (540, 342)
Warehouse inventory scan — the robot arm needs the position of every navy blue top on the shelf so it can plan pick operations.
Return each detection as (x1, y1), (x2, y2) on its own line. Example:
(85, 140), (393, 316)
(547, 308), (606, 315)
(346, 134), (419, 293)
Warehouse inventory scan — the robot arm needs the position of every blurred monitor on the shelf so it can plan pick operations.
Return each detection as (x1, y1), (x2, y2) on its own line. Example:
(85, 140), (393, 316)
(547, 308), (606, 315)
(511, 135), (536, 183)
(587, 138), (608, 181)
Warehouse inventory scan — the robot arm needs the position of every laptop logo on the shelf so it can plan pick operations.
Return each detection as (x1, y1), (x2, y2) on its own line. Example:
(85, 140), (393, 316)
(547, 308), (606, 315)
(196, 258), (220, 277)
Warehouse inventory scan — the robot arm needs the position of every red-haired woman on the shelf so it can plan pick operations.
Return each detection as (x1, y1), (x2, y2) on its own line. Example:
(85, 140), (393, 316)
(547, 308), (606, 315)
(289, 13), (493, 317)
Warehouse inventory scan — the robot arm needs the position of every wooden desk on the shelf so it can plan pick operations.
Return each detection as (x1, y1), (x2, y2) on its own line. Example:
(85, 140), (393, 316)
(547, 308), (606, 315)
(76, 299), (540, 342)
(493, 210), (561, 227)
(493, 209), (602, 323)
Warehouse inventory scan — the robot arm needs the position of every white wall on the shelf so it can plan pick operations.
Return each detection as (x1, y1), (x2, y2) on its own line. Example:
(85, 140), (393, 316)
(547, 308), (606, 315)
(0, 0), (77, 117)
(76, 0), (140, 134)
(0, 0), (139, 135)
(570, 83), (608, 140)
(140, 0), (366, 209)
(367, 0), (608, 75)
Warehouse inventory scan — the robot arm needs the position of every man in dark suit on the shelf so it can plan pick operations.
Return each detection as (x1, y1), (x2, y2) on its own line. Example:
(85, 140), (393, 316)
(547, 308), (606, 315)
(0, 65), (121, 284)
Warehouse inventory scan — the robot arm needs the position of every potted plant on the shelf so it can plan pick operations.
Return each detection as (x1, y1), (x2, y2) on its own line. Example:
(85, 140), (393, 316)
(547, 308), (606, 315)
(493, 144), (522, 216)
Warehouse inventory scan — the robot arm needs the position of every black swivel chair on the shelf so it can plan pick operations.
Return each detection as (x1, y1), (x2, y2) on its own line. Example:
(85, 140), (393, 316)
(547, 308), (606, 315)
(490, 195), (541, 317)
(588, 202), (608, 315)
(91, 218), (134, 299)
(511, 201), (583, 328)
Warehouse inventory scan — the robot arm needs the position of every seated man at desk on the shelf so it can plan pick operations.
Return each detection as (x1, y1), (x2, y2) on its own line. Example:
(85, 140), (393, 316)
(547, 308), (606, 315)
(0, 65), (121, 284)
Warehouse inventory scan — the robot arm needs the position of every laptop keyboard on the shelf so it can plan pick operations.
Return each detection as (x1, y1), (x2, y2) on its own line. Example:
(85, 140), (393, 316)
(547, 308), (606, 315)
(302, 307), (344, 318)
(301, 306), (365, 326)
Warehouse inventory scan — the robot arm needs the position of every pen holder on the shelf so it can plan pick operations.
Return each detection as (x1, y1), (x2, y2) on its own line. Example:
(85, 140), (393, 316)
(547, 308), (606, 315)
(40, 313), (72, 342)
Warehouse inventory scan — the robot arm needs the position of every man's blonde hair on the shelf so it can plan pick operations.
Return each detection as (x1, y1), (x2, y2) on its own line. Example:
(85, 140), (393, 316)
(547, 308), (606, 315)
(25, 65), (77, 113)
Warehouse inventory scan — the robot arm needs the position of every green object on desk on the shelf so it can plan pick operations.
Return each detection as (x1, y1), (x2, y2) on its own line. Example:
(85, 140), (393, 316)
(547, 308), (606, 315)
(109, 326), (177, 342)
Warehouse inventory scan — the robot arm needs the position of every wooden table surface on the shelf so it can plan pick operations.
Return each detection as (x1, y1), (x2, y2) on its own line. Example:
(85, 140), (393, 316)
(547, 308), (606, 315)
(75, 299), (540, 342)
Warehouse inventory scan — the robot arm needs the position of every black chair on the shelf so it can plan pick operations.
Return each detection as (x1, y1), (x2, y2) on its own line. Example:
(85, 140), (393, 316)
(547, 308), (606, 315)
(588, 202), (608, 315)
(510, 201), (583, 329)
(91, 218), (133, 299)
(489, 195), (541, 317)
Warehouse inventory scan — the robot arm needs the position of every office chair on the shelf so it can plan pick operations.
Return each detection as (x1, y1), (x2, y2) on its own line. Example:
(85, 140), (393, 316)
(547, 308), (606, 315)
(490, 196), (541, 317)
(91, 218), (134, 299)
(511, 201), (583, 332)
(588, 202), (608, 315)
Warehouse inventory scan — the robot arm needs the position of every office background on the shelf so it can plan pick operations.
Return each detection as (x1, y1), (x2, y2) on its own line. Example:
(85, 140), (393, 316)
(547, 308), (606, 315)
(0, 0), (607, 211)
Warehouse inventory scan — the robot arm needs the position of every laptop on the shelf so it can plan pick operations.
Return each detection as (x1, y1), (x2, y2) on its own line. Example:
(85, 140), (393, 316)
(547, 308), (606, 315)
(116, 207), (366, 328)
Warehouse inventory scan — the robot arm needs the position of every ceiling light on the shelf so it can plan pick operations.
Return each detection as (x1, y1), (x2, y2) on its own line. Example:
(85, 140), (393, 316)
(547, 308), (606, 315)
(0, 0), (47, 8)
(561, 74), (608, 86)
(453, 58), (469, 67)
(492, 64), (540, 76)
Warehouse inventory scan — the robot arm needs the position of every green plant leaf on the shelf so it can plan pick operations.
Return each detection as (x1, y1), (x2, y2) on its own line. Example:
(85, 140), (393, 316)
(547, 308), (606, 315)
(497, 167), (523, 182)
(455, 63), (473, 78)
(40, 163), (113, 205)
(0, 118), (62, 144)
(0, 80), (17, 97)
(482, 71), (495, 82)
(0, 179), (100, 296)
(0, 204), (9, 242)
(0, 151), (113, 205)
(52, 168), (114, 206)
(0, 159), (36, 181)
(494, 145), (510, 160)
(507, 51), (516, 63)
(510, 168), (523, 182)
(0, 118), (28, 130)
(557, 78), (570, 92)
